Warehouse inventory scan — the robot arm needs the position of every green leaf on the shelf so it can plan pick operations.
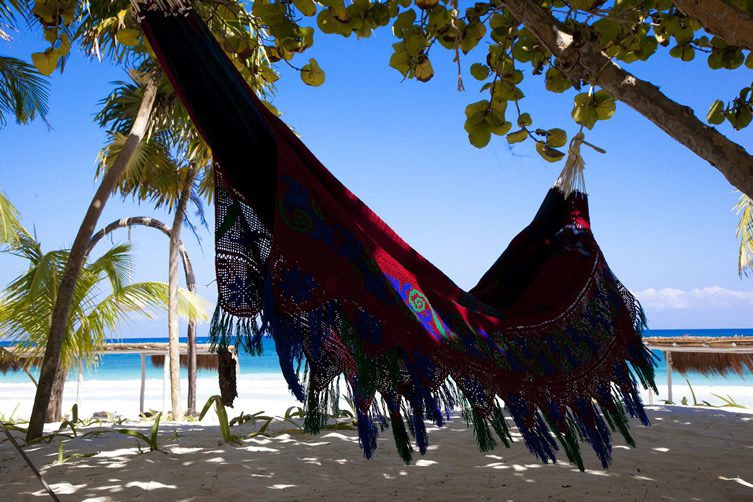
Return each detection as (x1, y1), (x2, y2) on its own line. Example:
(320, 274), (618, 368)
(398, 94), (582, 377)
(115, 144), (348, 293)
(465, 100), (490, 119)
(708, 51), (724, 69)
(416, 0), (439, 9)
(413, 56), (434, 82)
(669, 44), (694, 61)
(594, 90), (616, 120)
(58, 33), (71, 57)
(593, 18), (621, 41)
(707, 99), (725, 125)
(468, 125), (492, 148)
(389, 45), (411, 77)
(506, 129), (528, 144)
(536, 142), (565, 162)
(31, 49), (59, 76)
(43, 28), (56, 44)
(301, 58), (326, 86)
(547, 128), (567, 148)
(461, 21), (486, 53)
(727, 106), (753, 130)
(293, 0), (317, 16)
(571, 93), (599, 130)
(517, 112), (532, 127)
(727, 49), (745, 69)
(116, 29), (140, 47)
(746, 52), (753, 70)
(570, 0), (594, 9)
(488, 117), (511, 136)
(393, 9), (416, 34)
(545, 67), (571, 93)
(470, 63), (489, 81)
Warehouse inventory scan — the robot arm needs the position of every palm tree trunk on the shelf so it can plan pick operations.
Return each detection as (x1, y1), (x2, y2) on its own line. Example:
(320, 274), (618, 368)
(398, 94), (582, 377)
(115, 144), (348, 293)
(26, 79), (158, 441)
(47, 363), (67, 422)
(167, 166), (198, 420)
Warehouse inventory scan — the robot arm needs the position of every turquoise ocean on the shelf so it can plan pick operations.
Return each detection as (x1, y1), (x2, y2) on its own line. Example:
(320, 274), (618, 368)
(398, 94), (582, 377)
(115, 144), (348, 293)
(2, 329), (752, 385)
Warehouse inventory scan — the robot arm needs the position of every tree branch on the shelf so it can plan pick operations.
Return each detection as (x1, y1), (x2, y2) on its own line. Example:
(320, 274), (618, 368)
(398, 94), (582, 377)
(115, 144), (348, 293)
(503, 0), (753, 197)
(674, 0), (753, 52)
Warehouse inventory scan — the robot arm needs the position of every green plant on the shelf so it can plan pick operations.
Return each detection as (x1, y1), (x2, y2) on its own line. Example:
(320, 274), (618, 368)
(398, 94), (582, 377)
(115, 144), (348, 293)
(199, 395), (241, 444)
(55, 437), (97, 465)
(81, 412), (173, 453)
(710, 393), (748, 409)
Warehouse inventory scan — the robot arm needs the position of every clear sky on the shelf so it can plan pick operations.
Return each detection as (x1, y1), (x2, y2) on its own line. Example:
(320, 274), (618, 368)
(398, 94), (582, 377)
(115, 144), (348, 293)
(2, 18), (753, 337)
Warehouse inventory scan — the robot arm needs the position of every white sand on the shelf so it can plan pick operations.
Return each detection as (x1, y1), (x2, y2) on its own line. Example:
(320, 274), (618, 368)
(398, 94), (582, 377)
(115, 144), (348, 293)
(0, 374), (300, 422)
(2, 372), (752, 423)
(1, 406), (752, 501)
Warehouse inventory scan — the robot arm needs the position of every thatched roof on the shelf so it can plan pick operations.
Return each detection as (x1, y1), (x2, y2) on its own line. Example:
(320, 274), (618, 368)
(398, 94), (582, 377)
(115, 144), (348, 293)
(644, 336), (753, 377)
(150, 354), (220, 370)
(643, 336), (753, 350)
(0, 348), (41, 375)
(0, 343), (228, 374)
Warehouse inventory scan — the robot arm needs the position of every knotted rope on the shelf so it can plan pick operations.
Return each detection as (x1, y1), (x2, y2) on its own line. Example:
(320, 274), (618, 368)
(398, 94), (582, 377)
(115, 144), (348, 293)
(554, 130), (606, 198)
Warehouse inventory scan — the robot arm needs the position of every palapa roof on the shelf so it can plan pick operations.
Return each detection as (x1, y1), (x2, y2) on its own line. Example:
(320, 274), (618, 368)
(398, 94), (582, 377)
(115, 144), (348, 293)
(644, 336), (753, 377)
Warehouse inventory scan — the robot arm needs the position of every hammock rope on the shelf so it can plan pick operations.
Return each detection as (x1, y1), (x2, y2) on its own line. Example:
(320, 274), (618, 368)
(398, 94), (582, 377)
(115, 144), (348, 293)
(137, 2), (657, 470)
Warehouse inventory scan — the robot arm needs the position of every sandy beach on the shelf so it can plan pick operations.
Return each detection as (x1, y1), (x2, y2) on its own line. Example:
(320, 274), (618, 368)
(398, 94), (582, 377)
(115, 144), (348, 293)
(3, 372), (753, 423)
(2, 373), (753, 501)
(0, 405), (751, 501)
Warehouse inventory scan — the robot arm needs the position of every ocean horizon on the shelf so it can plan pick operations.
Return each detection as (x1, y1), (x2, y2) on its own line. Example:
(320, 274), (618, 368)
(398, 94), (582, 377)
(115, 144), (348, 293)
(2, 328), (752, 385)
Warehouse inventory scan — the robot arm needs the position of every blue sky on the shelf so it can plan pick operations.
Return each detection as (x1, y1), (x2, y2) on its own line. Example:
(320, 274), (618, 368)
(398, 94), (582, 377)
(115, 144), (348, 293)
(2, 19), (753, 335)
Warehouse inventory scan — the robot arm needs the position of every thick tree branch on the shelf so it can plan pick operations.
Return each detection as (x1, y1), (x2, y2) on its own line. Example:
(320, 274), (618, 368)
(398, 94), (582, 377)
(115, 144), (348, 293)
(674, 0), (753, 52)
(503, 0), (753, 197)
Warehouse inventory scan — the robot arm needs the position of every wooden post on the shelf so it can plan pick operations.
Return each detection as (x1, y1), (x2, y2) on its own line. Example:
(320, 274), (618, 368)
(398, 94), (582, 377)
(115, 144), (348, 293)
(665, 351), (673, 404)
(140, 353), (146, 414)
(76, 359), (83, 408)
(162, 349), (170, 414)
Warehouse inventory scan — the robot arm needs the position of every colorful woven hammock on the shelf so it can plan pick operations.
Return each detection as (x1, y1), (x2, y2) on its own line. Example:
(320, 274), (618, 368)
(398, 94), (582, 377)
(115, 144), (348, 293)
(138, 2), (657, 470)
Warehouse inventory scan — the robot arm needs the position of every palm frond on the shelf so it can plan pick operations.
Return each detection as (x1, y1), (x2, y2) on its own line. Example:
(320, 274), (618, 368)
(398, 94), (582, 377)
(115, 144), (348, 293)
(0, 240), (189, 370)
(97, 132), (183, 209)
(0, 0), (32, 30)
(0, 189), (28, 246)
(177, 287), (211, 322)
(735, 193), (753, 277)
(0, 55), (49, 128)
(86, 242), (134, 295)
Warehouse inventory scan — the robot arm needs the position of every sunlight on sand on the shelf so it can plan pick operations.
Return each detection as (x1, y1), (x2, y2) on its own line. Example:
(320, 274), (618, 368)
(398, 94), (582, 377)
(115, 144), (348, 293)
(1, 406), (752, 501)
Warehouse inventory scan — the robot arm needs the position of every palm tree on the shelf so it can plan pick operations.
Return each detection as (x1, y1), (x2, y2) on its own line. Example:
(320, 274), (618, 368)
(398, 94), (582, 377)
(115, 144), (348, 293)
(0, 234), (208, 421)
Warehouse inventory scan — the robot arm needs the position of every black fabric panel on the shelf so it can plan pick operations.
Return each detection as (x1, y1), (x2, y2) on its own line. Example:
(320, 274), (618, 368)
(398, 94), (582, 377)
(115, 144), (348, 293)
(141, 11), (278, 226)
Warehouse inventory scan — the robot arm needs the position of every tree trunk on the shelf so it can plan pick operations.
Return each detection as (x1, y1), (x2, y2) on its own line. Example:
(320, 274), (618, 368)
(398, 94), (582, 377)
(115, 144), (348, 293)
(46, 362), (66, 423)
(502, 0), (753, 198)
(88, 216), (198, 415)
(674, 0), (753, 52)
(26, 80), (158, 442)
(167, 166), (198, 421)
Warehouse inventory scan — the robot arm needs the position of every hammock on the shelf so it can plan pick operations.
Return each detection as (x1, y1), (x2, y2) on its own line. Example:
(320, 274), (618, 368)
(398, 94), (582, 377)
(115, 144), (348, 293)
(137, 1), (657, 470)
